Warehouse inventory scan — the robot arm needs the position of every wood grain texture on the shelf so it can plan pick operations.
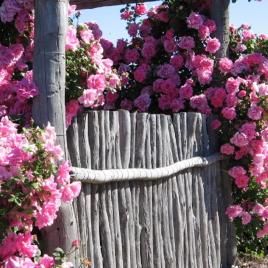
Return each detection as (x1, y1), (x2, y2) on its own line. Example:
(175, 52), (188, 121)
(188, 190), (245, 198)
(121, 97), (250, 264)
(68, 110), (235, 267)
(33, 0), (80, 264)
(210, 0), (230, 58)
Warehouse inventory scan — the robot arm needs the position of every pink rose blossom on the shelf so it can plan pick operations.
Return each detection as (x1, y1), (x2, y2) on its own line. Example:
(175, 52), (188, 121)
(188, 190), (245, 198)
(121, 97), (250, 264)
(178, 36), (195, 50)
(205, 38), (221, 54)
(66, 26), (79, 51)
(235, 174), (249, 189)
(62, 181), (81, 202)
(228, 166), (247, 178)
(198, 25), (210, 40)
(135, 3), (148, 15)
(187, 12), (204, 30)
(230, 132), (249, 147)
(247, 105), (263, 120)
(241, 211), (252, 225)
(226, 205), (243, 220)
(80, 29), (94, 43)
(78, 89), (97, 108)
(221, 107), (236, 120)
(170, 55), (184, 69)
(220, 143), (235, 155)
(219, 58), (233, 73)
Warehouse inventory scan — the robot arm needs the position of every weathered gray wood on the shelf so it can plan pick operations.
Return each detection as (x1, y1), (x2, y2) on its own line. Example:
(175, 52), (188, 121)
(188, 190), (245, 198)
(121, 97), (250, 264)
(68, 111), (235, 267)
(210, 0), (230, 58)
(33, 0), (80, 264)
(70, 0), (158, 9)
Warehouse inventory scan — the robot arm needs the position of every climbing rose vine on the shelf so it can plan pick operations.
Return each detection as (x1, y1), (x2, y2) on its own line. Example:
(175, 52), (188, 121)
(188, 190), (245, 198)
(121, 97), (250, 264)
(0, 117), (81, 266)
(65, 7), (121, 126)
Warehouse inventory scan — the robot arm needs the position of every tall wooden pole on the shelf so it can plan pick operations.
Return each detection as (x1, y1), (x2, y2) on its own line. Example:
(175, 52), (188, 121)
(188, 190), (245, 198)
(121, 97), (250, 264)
(210, 0), (230, 58)
(33, 0), (80, 265)
(211, 1), (237, 267)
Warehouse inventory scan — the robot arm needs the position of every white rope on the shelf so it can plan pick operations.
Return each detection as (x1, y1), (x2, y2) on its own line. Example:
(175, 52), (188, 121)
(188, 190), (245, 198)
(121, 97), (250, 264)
(70, 153), (222, 184)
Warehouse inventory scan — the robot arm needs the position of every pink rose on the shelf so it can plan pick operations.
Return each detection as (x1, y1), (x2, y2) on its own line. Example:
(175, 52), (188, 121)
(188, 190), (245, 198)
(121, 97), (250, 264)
(124, 48), (139, 63)
(235, 174), (249, 189)
(128, 23), (139, 37)
(241, 211), (252, 225)
(135, 3), (148, 15)
(79, 29), (94, 43)
(230, 132), (249, 147)
(205, 38), (221, 54)
(219, 57), (233, 73)
(206, 87), (226, 108)
(225, 205), (243, 220)
(220, 143), (235, 155)
(187, 12), (204, 30)
(190, 94), (211, 114)
(247, 105), (263, 120)
(228, 166), (247, 178)
(87, 74), (106, 91)
(170, 55), (184, 69)
(198, 25), (210, 40)
(240, 122), (256, 141)
(157, 64), (176, 79)
(204, 19), (216, 33)
(179, 81), (193, 100)
(39, 254), (55, 268)
(142, 40), (157, 59)
(78, 89), (97, 108)
(225, 77), (240, 94)
(66, 26), (79, 51)
(170, 98), (184, 112)
(178, 36), (195, 50)
(62, 181), (81, 202)
(221, 107), (236, 120)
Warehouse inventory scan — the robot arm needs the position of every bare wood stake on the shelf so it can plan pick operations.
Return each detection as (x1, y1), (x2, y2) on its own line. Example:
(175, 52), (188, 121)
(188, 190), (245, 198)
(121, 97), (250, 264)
(33, 0), (79, 264)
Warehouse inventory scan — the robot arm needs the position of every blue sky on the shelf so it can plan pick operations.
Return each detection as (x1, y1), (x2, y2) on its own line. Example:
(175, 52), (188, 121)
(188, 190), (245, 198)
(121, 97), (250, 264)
(79, 1), (268, 43)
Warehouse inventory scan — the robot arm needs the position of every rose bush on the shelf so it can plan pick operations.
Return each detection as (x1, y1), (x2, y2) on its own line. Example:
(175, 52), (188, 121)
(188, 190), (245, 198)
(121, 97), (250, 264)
(0, 117), (81, 267)
(101, 0), (268, 255)
(65, 8), (121, 126)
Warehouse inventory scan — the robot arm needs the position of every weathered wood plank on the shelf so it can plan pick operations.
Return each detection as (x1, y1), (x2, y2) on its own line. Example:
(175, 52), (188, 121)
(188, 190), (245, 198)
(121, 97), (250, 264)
(70, 0), (159, 9)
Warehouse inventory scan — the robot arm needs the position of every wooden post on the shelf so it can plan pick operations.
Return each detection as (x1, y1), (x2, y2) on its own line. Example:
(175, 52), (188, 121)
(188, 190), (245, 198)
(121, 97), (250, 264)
(210, 0), (230, 57)
(33, 0), (80, 265)
(210, 1), (237, 266)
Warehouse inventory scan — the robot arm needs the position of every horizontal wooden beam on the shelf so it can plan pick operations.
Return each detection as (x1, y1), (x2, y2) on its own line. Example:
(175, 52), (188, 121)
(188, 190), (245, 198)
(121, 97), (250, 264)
(70, 0), (159, 9)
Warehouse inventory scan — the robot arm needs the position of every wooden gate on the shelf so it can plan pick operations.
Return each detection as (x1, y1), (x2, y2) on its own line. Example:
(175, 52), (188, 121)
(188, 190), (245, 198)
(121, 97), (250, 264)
(67, 110), (235, 268)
